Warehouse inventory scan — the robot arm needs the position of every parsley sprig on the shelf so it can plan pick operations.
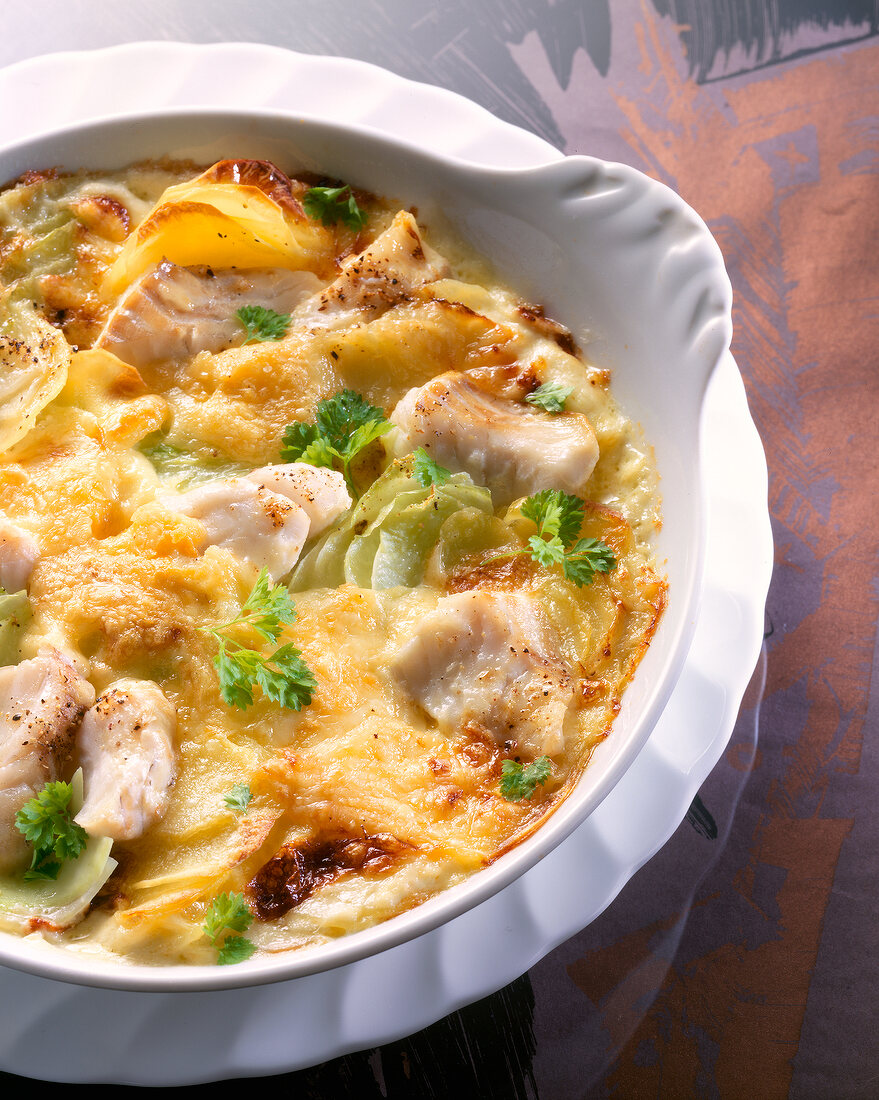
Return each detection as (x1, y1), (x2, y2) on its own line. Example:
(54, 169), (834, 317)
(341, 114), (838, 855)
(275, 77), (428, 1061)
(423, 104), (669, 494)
(525, 380), (573, 414)
(203, 892), (257, 965)
(236, 305), (291, 344)
(15, 780), (88, 881)
(488, 490), (616, 587)
(412, 448), (452, 488)
(200, 569), (316, 711)
(500, 756), (552, 802)
(281, 390), (391, 497)
(303, 184), (367, 230)
(224, 783), (252, 814)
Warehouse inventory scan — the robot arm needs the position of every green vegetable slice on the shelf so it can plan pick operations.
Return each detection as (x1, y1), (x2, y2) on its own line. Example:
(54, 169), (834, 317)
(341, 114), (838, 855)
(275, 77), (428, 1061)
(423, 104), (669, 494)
(0, 589), (31, 665)
(0, 770), (116, 933)
(290, 454), (493, 591)
(139, 433), (253, 490)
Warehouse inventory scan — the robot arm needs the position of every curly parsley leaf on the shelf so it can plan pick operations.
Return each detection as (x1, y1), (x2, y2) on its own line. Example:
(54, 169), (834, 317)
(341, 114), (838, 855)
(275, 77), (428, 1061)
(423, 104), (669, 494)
(303, 184), (367, 230)
(561, 537), (618, 588)
(488, 490), (615, 588)
(15, 780), (87, 881)
(253, 643), (317, 710)
(204, 892), (253, 941)
(314, 390), (387, 453)
(224, 783), (252, 814)
(282, 423), (336, 470)
(500, 756), (552, 802)
(281, 390), (391, 497)
(203, 892), (256, 965)
(217, 935), (258, 965)
(524, 381), (573, 414)
(213, 644), (257, 709)
(521, 489), (585, 550)
(527, 533), (566, 569)
(278, 421), (316, 457)
(201, 569), (316, 711)
(212, 639), (315, 712)
(236, 568), (297, 644)
(236, 305), (291, 345)
(412, 448), (452, 488)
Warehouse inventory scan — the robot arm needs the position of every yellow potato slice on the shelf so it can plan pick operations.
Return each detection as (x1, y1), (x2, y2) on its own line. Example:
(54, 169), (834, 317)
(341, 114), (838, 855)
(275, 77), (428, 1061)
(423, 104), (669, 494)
(106, 182), (333, 294)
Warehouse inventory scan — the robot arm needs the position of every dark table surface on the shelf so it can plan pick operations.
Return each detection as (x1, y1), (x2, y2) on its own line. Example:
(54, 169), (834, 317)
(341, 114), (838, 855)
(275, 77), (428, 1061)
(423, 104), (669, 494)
(1, 2), (877, 1096)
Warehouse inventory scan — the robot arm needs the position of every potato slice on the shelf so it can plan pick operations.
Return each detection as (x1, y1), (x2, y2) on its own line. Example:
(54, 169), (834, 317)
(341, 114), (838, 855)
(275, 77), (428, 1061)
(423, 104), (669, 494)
(106, 177), (333, 294)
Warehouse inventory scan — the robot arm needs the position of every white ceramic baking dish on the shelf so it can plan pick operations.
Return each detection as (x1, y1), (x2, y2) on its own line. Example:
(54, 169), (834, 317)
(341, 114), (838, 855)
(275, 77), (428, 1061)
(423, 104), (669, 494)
(0, 106), (731, 991)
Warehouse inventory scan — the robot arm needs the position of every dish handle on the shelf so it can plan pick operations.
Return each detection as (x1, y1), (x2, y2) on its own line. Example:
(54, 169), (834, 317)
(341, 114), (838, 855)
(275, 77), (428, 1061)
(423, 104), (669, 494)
(465, 154), (734, 407)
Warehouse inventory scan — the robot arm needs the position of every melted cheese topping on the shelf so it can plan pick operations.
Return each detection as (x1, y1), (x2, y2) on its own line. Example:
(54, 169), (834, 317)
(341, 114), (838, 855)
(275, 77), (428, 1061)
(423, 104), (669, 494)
(0, 160), (665, 966)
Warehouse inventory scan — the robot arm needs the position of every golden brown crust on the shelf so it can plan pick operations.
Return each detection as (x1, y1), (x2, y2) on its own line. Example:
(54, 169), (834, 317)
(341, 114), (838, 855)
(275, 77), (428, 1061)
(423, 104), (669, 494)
(246, 833), (412, 921)
(198, 158), (309, 216)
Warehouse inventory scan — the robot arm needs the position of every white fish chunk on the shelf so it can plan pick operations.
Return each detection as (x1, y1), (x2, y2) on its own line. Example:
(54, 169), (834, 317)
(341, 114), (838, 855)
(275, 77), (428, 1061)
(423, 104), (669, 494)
(296, 211), (449, 331)
(163, 478), (310, 580)
(75, 679), (177, 841)
(390, 591), (575, 759)
(0, 652), (95, 874)
(0, 519), (39, 593)
(96, 262), (322, 367)
(245, 463), (351, 534)
(390, 371), (599, 507)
